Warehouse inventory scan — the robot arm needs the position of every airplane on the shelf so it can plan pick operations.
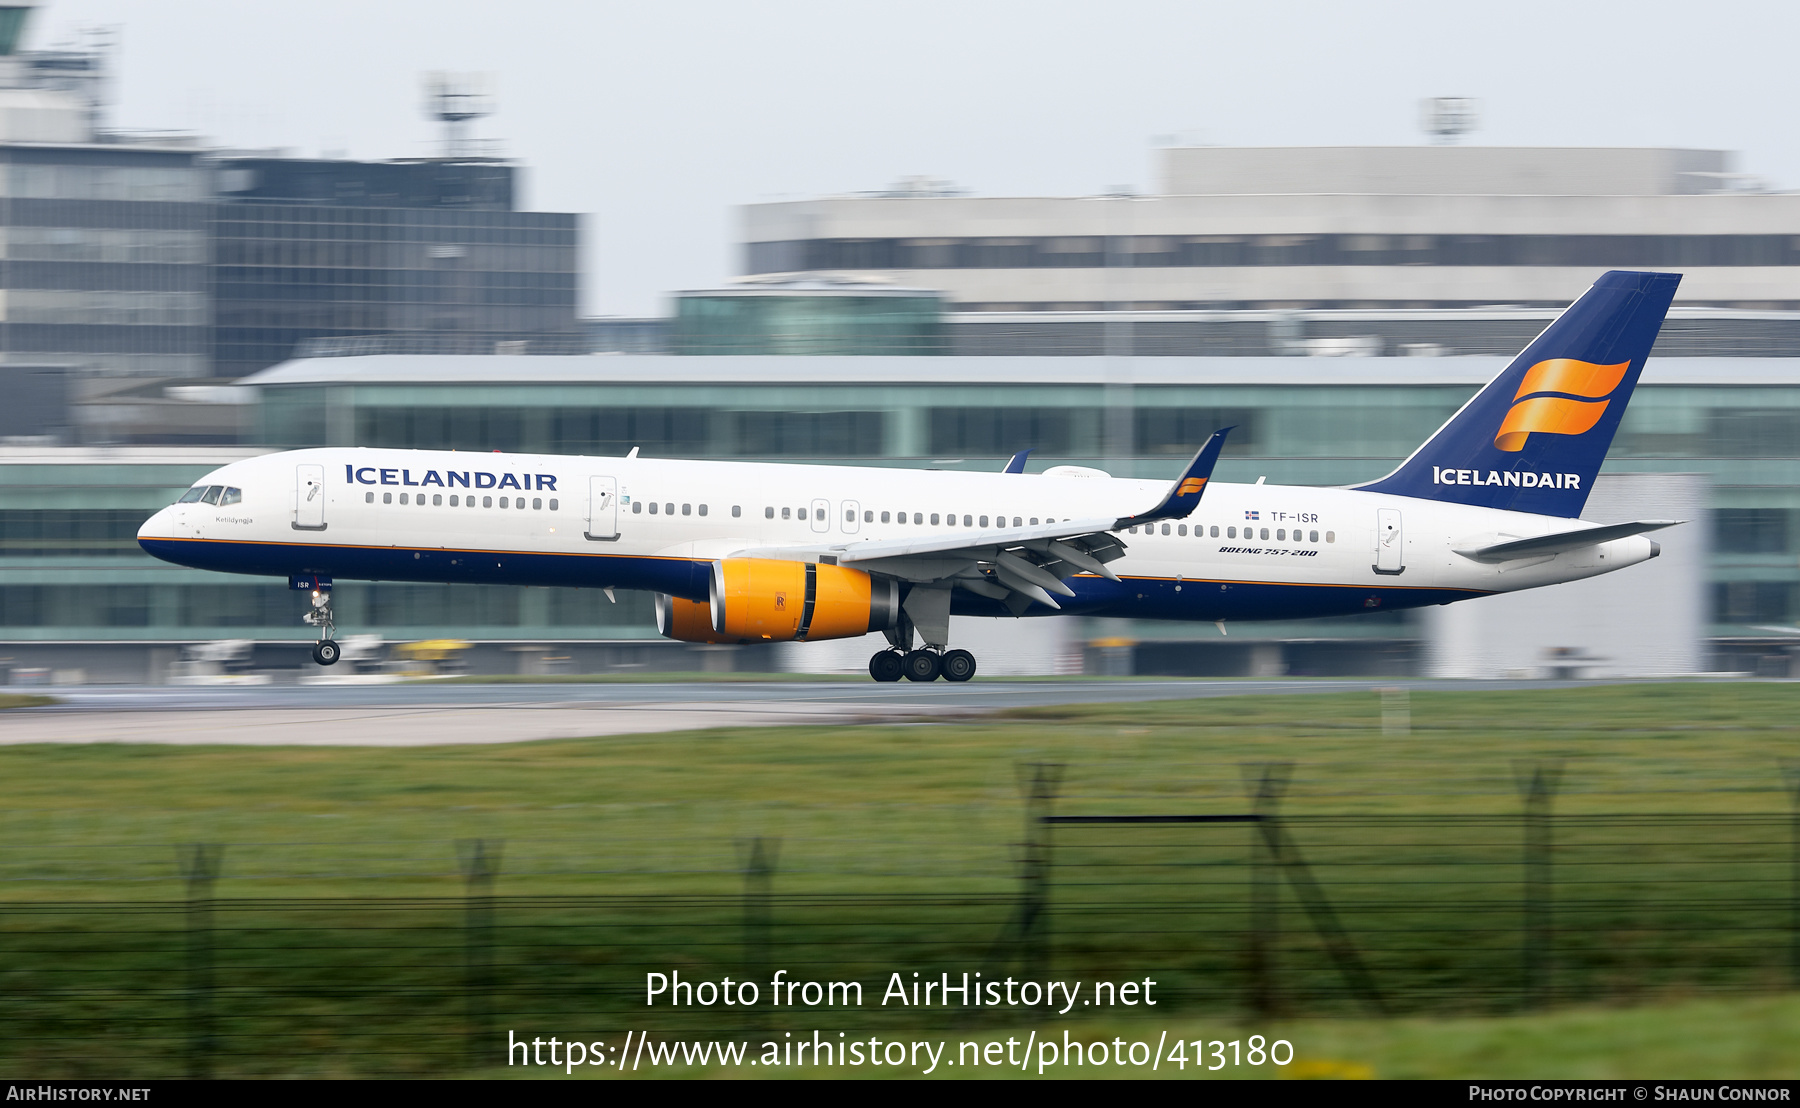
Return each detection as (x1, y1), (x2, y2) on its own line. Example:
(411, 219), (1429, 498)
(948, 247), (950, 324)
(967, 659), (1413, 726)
(139, 270), (1683, 683)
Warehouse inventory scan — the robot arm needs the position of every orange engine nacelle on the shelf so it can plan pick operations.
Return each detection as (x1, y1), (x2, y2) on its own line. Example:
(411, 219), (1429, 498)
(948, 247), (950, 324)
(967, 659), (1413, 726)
(658, 558), (899, 644)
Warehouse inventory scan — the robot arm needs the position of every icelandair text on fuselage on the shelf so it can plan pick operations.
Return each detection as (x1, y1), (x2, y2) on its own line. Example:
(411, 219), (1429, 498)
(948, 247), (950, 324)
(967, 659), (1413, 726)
(344, 465), (557, 492)
(1434, 466), (1580, 489)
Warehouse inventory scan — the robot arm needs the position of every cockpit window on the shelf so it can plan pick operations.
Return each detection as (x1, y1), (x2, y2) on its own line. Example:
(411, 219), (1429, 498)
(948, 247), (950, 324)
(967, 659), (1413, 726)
(199, 486), (223, 505)
(177, 486), (207, 504)
(219, 487), (242, 506)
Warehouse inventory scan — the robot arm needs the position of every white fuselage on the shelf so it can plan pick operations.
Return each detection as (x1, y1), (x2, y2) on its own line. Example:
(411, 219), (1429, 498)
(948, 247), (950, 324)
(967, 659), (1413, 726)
(138, 447), (1658, 624)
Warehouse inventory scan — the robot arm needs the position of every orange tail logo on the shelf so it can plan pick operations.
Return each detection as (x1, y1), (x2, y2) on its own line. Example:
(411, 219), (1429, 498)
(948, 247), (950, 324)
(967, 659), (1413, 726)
(1494, 358), (1629, 452)
(1176, 477), (1207, 496)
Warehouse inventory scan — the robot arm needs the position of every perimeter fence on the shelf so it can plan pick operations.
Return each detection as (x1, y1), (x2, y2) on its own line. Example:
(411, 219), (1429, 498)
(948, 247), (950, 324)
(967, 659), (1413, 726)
(4, 762), (1800, 1076)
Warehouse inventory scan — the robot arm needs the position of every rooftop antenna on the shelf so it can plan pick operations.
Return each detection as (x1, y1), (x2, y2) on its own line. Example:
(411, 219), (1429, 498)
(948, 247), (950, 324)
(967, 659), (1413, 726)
(1420, 97), (1478, 145)
(422, 71), (494, 159)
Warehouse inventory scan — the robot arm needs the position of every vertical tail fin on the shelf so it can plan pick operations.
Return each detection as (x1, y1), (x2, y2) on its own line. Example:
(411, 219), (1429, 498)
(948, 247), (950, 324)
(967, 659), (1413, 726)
(1356, 270), (1680, 518)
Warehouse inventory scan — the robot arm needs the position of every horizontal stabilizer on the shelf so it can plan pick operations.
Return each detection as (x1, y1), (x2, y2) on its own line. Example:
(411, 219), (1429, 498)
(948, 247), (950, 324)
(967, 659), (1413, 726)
(1113, 428), (1232, 529)
(1455, 520), (1682, 563)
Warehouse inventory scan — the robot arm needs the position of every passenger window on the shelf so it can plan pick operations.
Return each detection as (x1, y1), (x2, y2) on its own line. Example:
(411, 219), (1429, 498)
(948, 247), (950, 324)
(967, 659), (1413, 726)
(1277, 528), (1285, 540)
(365, 491), (374, 503)
(532, 497), (542, 510)
(549, 499), (558, 511)
(1227, 526), (1235, 538)
(517, 499), (525, 510)
(864, 510), (873, 522)
(698, 504), (707, 516)
(1012, 517), (1021, 527)
(764, 507), (772, 519)
(403, 493), (413, 505)
(782, 507), (790, 520)
(648, 501), (657, 514)
(432, 494), (442, 506)
(682, 503), (691, 516)
(633, 501), (643, 514)
(666, 503), (674, 515)
(450, 495), (459, 506)
(1178, 525), (1187, 536)
(1326, 531), (1336, 543)
(1309, 530), (1318, 542)
(1129, 526), (1138, 535)
(1030, 517), (1039, 525)
(497, 496), (507, 508)
(383, 492), (393, 504)
(1211, 525), (1220, 537)
(930, 513), (940, 525)
(979, 515), (989, 527)
(1260, 528), (1270, 540)
(881, 511), (890, 523)
(177, 486), (206, 504)
(483, 496), (493, 508)
(732, 505), (741, 518)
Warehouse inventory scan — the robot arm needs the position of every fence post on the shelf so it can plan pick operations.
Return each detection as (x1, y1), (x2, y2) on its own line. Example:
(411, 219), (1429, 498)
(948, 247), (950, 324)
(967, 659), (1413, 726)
(176, 843), (223, 1080)
(741, 836), (779, 1025)
(1244, 762), (1292, 1017)
(1018, 762), (1064, 981)
(1785, 763), (1800, 990)
(1517, 761), (1562, 1010)
(455, 839), (502, 1069)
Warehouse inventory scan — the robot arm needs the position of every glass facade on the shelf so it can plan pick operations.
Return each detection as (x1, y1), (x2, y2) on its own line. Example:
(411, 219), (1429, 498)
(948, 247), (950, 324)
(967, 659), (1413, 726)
(671, 291), (943, 355)
(211, 204), (581, 377)
(9, 357), (1800, 647)
(749, 234), (1800, 274)
(0, 146), (211, 382)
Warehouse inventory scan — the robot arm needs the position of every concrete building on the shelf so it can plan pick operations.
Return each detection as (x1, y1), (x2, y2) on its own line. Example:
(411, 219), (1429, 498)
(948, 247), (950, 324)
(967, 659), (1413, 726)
(739, 146), (1800, 312)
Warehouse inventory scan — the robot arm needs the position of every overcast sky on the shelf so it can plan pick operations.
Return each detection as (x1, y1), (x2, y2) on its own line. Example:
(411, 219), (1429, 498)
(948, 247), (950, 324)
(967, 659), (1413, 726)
(40, 0), (1800, 316)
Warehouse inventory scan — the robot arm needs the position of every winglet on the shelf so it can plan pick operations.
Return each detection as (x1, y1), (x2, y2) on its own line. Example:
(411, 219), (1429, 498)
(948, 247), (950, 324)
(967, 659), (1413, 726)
(1114, 427), (1232, 528)
(1003, 449), (1032, 474)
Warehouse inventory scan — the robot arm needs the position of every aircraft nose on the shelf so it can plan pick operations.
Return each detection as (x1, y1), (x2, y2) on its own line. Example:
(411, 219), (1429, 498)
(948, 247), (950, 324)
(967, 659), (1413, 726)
(138, 506), (173, 542)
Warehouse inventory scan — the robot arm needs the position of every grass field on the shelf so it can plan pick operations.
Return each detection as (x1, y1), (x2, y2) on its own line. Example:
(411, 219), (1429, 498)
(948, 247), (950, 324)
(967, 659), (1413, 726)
(0, 681), (1797, 1077)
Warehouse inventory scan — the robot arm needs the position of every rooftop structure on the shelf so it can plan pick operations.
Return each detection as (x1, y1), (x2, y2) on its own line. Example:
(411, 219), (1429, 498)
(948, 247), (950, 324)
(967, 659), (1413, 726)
(740, 146), (1800, 312)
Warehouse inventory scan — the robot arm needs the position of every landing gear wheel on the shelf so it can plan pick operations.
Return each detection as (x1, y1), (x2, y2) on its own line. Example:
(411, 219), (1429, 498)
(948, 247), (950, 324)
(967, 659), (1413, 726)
(868, 650), (904, 683)
(312, 639), (340, 666)
(940, 649), (977, 683)
(903, 649), (942, 682)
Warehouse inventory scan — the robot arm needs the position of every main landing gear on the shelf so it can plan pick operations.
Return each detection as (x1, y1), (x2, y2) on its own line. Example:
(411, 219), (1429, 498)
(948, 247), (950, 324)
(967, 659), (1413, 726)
(867, 647), (977, 683)
(303, 586), (340, 666)
(866, 587), (977, 683)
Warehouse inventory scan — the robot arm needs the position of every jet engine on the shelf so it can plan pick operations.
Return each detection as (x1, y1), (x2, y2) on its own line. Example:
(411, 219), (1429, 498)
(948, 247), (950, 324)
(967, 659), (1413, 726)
(655, 558), (900, 644)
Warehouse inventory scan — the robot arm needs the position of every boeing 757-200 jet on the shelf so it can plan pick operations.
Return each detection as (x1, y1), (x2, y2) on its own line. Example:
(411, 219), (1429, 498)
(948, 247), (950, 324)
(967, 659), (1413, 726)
(140, 270), (1684, 682)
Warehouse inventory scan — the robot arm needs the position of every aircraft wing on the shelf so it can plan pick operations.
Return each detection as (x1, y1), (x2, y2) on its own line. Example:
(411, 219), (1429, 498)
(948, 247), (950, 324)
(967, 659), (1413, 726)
(729, 429), (1231, 612)
(1454, 519), (1682, 563)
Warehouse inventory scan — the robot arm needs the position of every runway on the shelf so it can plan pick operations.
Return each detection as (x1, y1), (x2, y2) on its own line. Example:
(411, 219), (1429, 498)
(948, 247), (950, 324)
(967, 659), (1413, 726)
(3, 676), (1653, 746)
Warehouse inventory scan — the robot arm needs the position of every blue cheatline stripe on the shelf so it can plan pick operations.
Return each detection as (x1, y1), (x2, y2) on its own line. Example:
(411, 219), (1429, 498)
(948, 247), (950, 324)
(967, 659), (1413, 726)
(139, 536), (1488, 623)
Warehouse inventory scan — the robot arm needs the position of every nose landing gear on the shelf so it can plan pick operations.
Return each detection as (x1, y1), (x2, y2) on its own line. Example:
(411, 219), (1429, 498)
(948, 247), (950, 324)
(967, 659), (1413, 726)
(302, 586), (340, 666)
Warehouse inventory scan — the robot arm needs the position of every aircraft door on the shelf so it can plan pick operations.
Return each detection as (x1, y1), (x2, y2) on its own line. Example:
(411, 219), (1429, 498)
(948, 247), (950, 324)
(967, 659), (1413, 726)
(294, 464), (326, 531)
(841, 500), (861, 534)
(810, 498), (830, 534)
(586, 476), (620, 541)
(1373, 507), (1405, 575)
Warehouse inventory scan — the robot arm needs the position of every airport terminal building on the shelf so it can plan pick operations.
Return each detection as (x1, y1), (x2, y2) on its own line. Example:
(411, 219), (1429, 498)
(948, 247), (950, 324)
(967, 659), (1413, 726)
(1, 347), (1794, 681)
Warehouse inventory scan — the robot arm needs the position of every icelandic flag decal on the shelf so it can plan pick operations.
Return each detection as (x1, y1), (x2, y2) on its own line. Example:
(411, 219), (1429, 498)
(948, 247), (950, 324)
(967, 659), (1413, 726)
(1244, 510), (1259, 520)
